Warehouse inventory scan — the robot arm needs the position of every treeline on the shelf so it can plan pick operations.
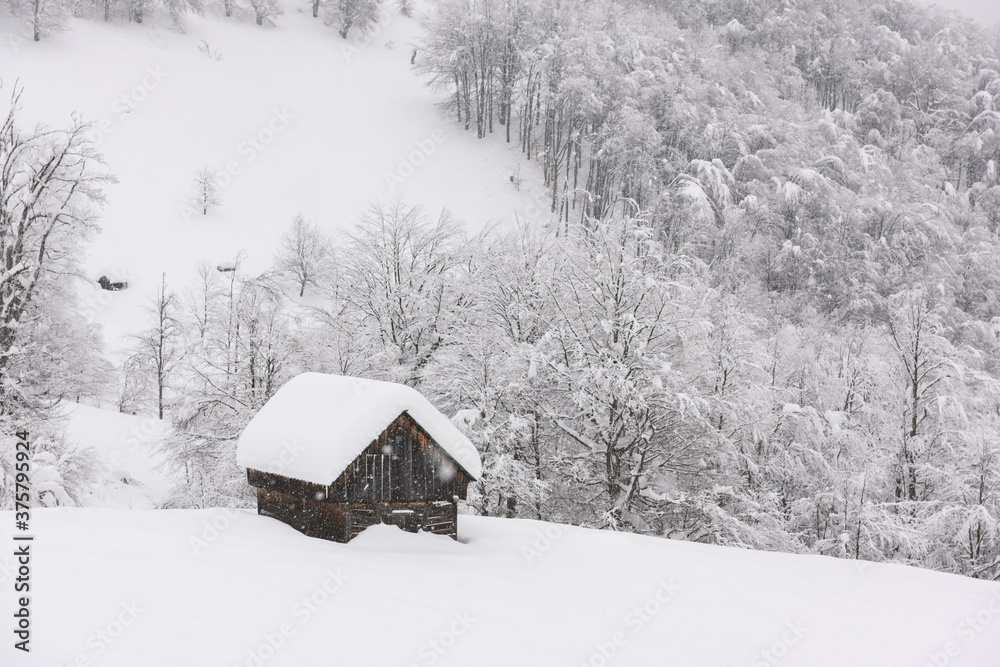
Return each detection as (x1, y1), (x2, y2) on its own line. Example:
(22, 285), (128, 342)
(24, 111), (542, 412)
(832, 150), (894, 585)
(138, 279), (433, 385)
(417, 0), (1000, 228)
(2, 0), (404, 39)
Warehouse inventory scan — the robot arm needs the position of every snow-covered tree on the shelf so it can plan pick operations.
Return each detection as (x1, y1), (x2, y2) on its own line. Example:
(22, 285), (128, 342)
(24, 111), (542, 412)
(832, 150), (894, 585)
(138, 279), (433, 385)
(274, 215), (333, 297)
(540, 214), (715, 531)
(192, 167), (220, 216)
(247, 0), (281, 25)
(339, 199), (467, 384)
(128, 274), (185, 419)
(159, 268), (293, 508)
(0, 87), (112, 411)
(326, 0), (380, 38)
(0, 419), (102, 509)
(6, 0), (69, 40)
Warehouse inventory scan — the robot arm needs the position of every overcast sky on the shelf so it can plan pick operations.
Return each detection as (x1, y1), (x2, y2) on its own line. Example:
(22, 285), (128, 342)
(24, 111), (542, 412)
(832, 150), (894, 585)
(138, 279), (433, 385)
(924, 0), (1000, 27)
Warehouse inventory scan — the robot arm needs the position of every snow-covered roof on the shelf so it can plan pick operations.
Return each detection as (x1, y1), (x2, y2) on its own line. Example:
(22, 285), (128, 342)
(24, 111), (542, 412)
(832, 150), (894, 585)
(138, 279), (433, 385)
(236, 373), (481, 484)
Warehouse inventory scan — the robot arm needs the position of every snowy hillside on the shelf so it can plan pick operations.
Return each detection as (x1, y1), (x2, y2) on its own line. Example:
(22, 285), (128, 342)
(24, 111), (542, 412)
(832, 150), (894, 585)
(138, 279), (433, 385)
(1, 508), (999, 666)
(61, 403), (174, 509)
(0, 8), (547, 351)
(5, 2), (1000, 664)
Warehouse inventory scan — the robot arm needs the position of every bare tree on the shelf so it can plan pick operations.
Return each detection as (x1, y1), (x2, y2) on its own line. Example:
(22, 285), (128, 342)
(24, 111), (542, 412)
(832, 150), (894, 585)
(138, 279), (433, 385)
(117, 354), (151, 415)
(886, 289), (953, 502)
(9, 0), (70, 40)
(192, 167), (220, 216)
(274, 215), (333, 297)
(130, 274), (184, 419)
(184, 261), (224, 342)
(341, 199), (467, 382)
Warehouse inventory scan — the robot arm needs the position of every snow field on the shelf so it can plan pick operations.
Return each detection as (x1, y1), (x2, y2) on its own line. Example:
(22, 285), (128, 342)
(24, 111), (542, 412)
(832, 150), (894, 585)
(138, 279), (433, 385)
(0, 508), (998, 666)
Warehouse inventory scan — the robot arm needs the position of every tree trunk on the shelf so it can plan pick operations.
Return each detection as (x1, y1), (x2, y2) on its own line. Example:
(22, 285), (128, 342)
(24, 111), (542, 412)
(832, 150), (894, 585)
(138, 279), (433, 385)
(33, 0), (41, 41)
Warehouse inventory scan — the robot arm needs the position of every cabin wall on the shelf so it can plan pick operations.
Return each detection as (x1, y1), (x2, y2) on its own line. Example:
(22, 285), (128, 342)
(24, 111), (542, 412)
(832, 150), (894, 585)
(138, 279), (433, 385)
(257, 488), (349, 542)
(328, 412), (473, 504)
(256, 488), (458, 543)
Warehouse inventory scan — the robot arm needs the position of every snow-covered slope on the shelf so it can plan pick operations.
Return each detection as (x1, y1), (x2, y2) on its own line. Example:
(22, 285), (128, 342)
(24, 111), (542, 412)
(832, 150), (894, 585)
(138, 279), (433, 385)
(1, 508), (998, 666)
(0, 8), (547, 353)
(61, 403), (174, 508)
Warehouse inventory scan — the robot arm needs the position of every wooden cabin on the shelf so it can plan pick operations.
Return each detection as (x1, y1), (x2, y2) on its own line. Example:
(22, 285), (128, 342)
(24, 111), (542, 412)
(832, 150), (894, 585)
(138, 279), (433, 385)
(236, 373), (481, 542)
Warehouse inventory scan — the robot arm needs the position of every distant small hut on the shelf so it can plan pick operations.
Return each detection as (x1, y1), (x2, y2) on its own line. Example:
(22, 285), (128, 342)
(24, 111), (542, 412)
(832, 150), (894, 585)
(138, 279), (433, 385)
(236, 373), (481, 542)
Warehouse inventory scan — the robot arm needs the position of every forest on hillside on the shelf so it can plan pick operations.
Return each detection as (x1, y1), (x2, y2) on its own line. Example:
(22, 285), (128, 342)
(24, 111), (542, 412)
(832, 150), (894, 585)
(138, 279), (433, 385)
(3, 0), (1000, 581)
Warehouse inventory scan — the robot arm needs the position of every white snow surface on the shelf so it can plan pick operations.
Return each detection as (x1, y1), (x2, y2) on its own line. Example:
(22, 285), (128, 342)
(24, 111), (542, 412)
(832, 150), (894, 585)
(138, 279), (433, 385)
(1, 508), (999, 666)
(236, 372), (481, 483)
(61, 403), (174, 508)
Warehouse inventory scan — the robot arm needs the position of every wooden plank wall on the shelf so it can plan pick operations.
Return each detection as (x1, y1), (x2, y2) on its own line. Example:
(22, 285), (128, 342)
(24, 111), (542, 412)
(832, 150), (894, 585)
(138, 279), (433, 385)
(346, 501), (458, 540)
(258, 491), (458, 543)
(328, 412), (473, 504)
(257, 488), (349, 541)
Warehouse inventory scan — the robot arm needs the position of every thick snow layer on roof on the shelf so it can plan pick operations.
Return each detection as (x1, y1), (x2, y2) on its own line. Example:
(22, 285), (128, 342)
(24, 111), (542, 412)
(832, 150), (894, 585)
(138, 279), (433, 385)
(236, 373), (481, 484)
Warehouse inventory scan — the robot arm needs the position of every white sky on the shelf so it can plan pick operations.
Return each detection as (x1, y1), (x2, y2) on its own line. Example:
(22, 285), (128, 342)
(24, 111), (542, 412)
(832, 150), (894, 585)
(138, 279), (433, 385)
(924, 0), (1000, 27)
